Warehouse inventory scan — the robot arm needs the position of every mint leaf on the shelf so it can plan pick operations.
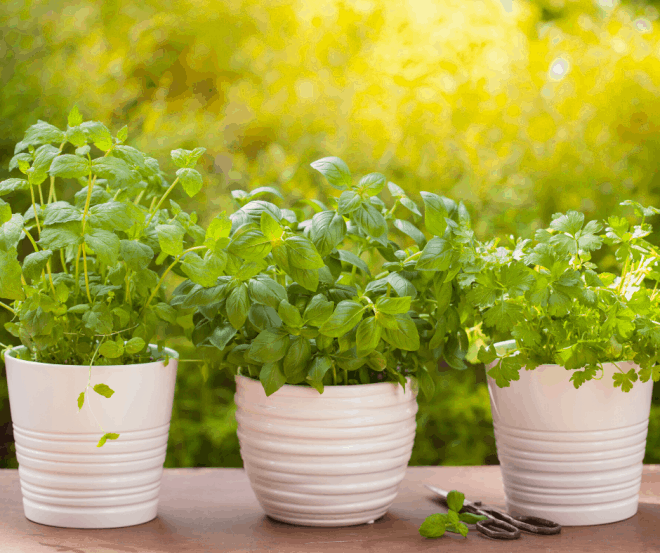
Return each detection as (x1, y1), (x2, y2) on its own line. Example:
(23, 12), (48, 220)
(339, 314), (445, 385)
(68, 106), (83, 127)
(156, 224), (185, 257)
(77, 392), (85, 411)
(97, 432), (120, 448)
(125, 337), (146, 355)
(99, 340), (124, 358)
(419, 513), (447, 538)
(93, 383), (115, 398)
(120, 240), (154, 271)
(49, 155), (91, 178)
(85, 229), (120, 266)
(458, 512), (488, 524)
(0, 178), (30, 196)
(176, 168), (203, 197)
(446, 490), (465, 512)
(0, 249), (25, 300)
(22, 250), (53, 282)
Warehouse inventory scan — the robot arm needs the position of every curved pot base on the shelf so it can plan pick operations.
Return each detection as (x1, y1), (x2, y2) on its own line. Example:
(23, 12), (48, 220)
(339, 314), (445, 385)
(235, 375), (418, 527)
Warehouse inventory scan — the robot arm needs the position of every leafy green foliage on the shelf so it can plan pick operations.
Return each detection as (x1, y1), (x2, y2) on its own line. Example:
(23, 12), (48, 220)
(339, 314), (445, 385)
(462, 202), (660, 391)
(179, 157), (475, 397)
(0, 113), (211, 445)
(419, 489), (485, 539)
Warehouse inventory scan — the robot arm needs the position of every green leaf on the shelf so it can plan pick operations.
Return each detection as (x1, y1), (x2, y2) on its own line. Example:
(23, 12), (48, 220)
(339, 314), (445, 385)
(310, 157), (351, 190)
(77, 392), (85, 411)
(22, 250), (53, 282)
(208, 324), (238, 350)
(487, 357), (523, 388)
(550, 211), (584, 234)
(247, 304), (281, 332)
(43, 202), (82, 226)
(85, 229), (120, 266)
(204, 213), (232, 254)
(356, 317), (381, 357)
(181, 252), (226, 287)
(283, 336), (312, 377)
(308, 355), (332, 382)
(400, 197), (422, 217)
(152, 302), (177, 324)
(0, 249), (25, 300)
(278, 299), (303, 328)
(319, 301), (365, 337)
(337, 190), (362, 215)
(458, 512), (488, 524)
(382, 313), (420, 351)
(228, 225), (272, 260)
(446, 490), (465, 512)
(421, 191), (449, 237)
(613, 368), (638, 393)
(116, 125), (128, 143)
(419, 514), (447, 538)
(23, 121), (65, 146)
(97, 432), (120, 448)
(359, 173), (386, 196)
(38, 223), (83, 250)
(285, 235), (324, 269)
(394, 219), (426, 246)
(352, 202), (387, 238)
(68, 106), (83, 127)
(336, 250), (370, 276)
(248, 277), (287, 309)
(81, 121), (113, 151)
(260, 211), (282, 241)
(156, 224), (185, 257)
(92, 157), (133, 183)
(99, 340), (124, 358)
(260, 361), (287, 396)
(93, 383), (115, 398)
(176, 168), (203, 197)
(227, 283), (250, 329)
(248, 329), (290, 363)
(88, 202), (134, 232)
(49, 155), (91, 178)
(120, 240), (154, 271)
(449, 522), (469, 538)
(376, 296), (411, 315)
(387, 272), (417, 299)
(416, 238), (453, 271)
(0, 178), (29, 196)
(418, 369), (435, 401)
(303, 294), (334, 326)
(483, 301), (523, 332)
(0, 214), (24, 250)
(311, 210), (346, 257)
(82, 303), (113, 334)
(125, 337), (146, 355)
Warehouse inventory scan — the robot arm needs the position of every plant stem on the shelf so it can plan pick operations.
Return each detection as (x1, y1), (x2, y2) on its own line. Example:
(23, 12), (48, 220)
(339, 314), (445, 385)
(82, 244), (92, 303)
(37, 182), (45, 206)
(74, 245), (81, 295)
(145, 177), (180, 230)
(24, 229), (39, 252)
(29, 185), (41, 236)
(140, 245), (206, 315)
(0, 301), (16, 315)
(125, 270), (132, 306)
(60, 249), (68, 274)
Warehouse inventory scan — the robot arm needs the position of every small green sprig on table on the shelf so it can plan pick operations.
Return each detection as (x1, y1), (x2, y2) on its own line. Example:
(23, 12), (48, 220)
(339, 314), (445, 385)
(461, 201), (660, 391)
(0, 108), (217, 445)
(173, 156), (476, 396)
(419, 490), (487, 538)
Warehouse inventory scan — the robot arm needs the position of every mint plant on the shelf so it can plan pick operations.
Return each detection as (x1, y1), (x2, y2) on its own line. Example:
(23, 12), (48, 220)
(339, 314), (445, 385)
(174, 156), (474, 398)
(0, 109), (215, 444)
(461, 202), (660, 391)
(419, 490), (487, 538)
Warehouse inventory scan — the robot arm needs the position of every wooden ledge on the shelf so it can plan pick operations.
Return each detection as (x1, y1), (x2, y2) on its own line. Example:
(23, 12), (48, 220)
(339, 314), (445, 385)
(1, 466), (658, 552)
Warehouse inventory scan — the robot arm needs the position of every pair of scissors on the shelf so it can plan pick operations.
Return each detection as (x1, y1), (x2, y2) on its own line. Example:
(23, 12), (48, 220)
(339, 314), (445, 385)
(425, 484), (561, 540)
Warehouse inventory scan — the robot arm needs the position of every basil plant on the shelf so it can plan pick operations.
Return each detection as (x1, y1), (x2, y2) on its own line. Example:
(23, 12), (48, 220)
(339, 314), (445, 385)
(0, 109), (219, 444)
(460, 202), (660, 392)
(174, 157), (475, 398)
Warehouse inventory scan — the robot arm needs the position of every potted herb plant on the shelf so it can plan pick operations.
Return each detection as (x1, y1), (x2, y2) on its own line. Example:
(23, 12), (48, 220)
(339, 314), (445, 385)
(459, 204), (659, 526)
(0, 109), (217, 528)
(173, 157), (474, 526)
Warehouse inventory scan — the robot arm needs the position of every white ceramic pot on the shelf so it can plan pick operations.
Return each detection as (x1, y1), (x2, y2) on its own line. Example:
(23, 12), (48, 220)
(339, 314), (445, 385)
(487, 340), (654, 526)
(5, 345), (178, 529)
(234, 375), (418, 527)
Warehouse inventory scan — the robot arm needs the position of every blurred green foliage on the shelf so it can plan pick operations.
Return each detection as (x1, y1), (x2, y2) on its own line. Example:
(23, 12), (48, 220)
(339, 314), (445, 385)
(1, 0), (660, 468)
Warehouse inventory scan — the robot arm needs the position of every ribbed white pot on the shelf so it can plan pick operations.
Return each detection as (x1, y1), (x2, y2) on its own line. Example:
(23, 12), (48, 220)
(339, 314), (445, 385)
(234, 375), (418, 527)
(4, 345), (178, 529)
(487, 340), (654, 526)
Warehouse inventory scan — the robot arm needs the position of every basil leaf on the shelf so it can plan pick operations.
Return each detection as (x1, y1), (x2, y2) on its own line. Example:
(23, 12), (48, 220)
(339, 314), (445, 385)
(226, 283), (249, 329)
(260, 361), (287, 397)
(311, 210), (346, 257)
(319, 300), (365, 337)
(421, 191), (448, 237)
(310, 157), (351, 190)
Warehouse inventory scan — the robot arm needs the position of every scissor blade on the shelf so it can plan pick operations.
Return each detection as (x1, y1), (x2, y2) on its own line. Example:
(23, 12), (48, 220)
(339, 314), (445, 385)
(424, 484), (479, 508)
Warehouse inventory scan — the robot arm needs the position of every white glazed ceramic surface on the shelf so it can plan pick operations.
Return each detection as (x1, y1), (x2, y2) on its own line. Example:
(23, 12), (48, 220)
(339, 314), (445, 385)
(488, 340), (653, 526)
(234, 375), (418, 527)
(5, 346), (178, 529)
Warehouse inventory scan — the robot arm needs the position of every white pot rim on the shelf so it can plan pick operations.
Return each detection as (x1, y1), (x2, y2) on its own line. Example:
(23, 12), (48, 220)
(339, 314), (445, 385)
(492, 340), (633, 368)
(4, 344), (180, 369)
(235, 374), (416, 398)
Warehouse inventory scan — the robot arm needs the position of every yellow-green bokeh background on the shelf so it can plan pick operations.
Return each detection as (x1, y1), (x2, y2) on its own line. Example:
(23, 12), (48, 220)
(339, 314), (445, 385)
(1, 0), (659, 467)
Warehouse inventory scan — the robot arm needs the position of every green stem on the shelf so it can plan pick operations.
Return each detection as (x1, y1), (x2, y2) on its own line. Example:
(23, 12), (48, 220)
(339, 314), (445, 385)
(24, 229), (39, 252)
(37, 182), (45, 206)
(82, 244), (92, 303)
(29, 185), (41, 236)
(0, 301), (16, 315)
(144, 177), (180, 230)
(332, 362), (337, 386)
(125, 270), (132, 307)
(60, 249), (68, 274)
(74, 245), (81, 295)
(140, 245), (206, 316)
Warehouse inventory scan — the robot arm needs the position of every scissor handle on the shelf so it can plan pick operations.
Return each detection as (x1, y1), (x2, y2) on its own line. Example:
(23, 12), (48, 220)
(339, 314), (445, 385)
(476, 518), (521, 540)
(513, 515), (562, 535)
